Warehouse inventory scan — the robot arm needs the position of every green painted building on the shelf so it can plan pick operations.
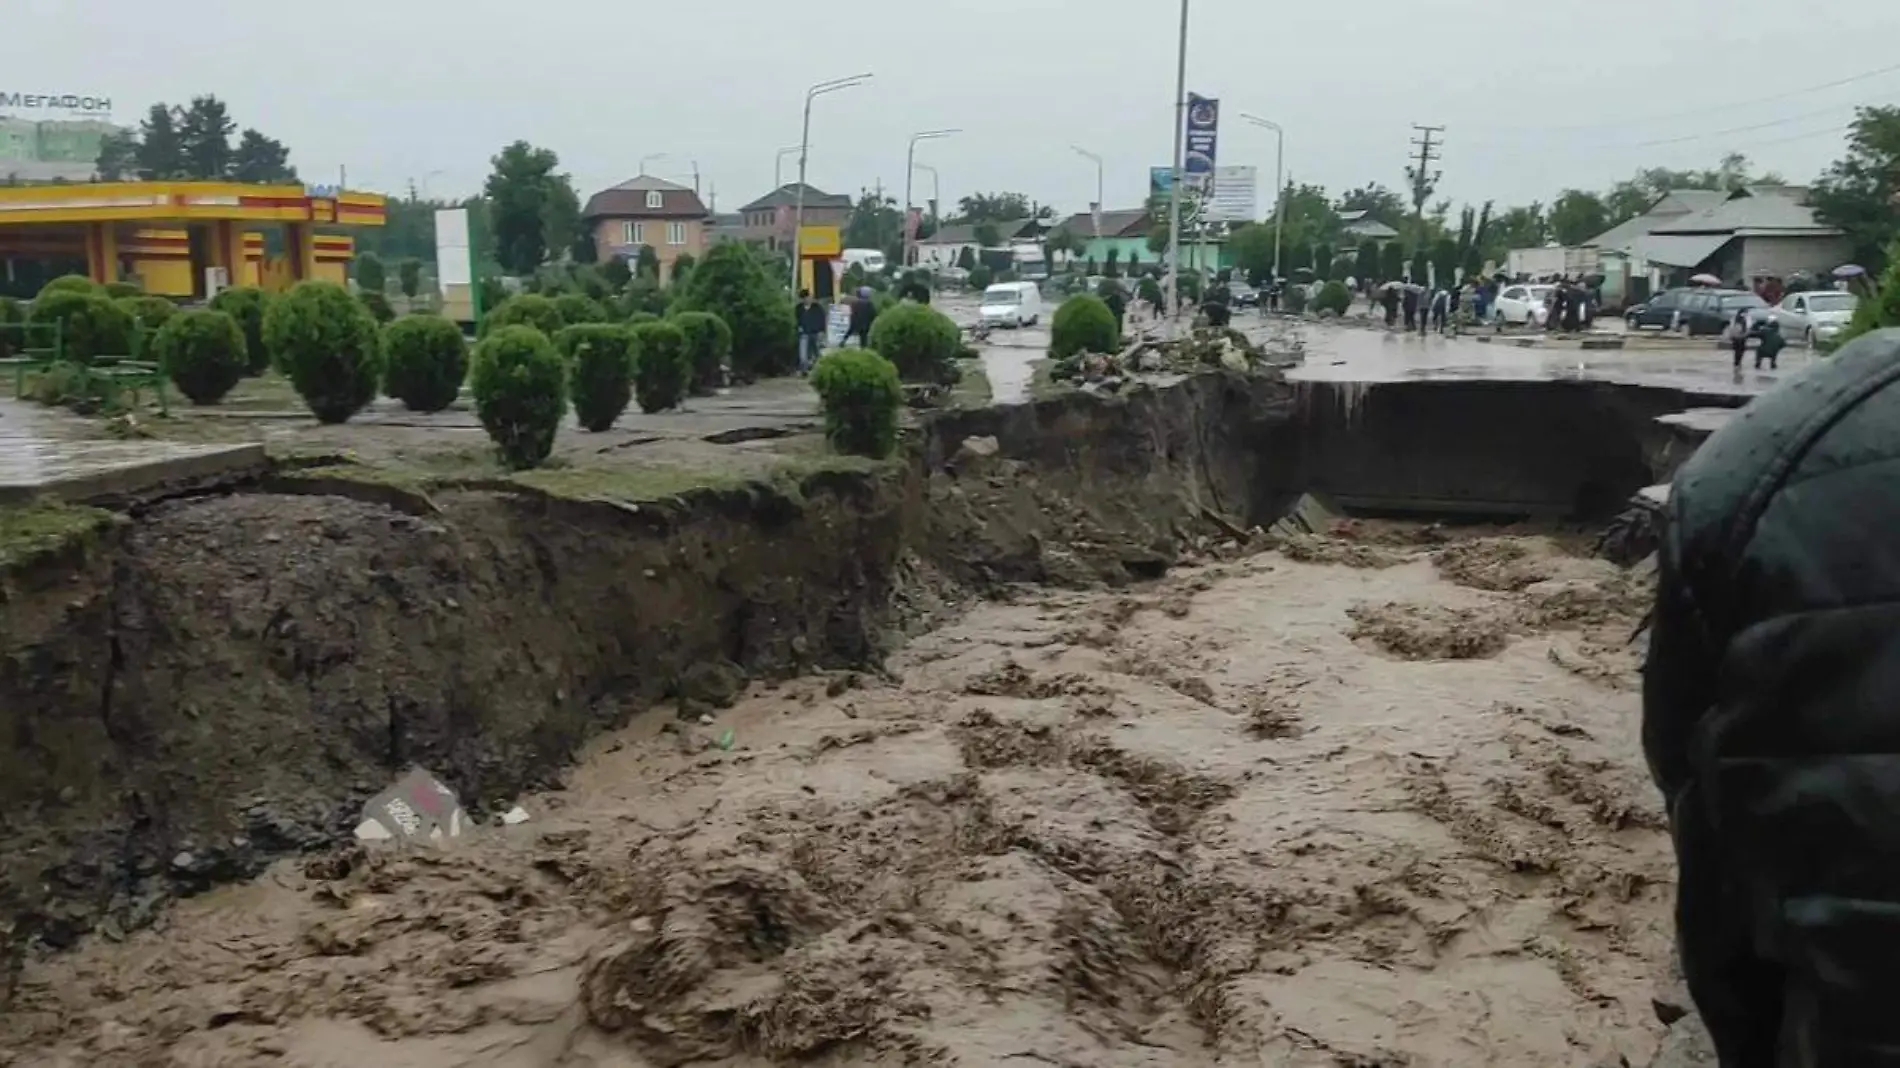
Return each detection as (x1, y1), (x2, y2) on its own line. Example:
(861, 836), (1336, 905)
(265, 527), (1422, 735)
(1053, 208), (1233, 273)
(0, 117), (119, 181)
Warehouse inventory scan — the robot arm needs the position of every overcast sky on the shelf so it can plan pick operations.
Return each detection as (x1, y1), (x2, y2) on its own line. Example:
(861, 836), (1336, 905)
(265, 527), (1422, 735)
(8, 0), (1898, 217)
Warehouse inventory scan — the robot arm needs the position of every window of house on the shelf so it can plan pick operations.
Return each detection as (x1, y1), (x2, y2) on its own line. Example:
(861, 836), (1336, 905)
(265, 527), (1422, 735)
(628, 221), (645, 246)
(667, 222), (686, 246)
(646, 191), (663, 210)
(621, 221), (635, 245)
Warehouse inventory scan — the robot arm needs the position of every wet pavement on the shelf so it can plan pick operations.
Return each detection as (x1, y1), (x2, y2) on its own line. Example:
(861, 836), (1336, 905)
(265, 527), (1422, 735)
(0, 398), (265, 504)
(1285, 323), (1809, 399)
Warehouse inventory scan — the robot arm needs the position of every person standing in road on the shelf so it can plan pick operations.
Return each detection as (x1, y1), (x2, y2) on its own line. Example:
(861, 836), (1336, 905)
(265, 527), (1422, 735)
(1724, 310), (1751, 370)
(1401, 284), (1420, 331)
(1560, 280), (1583, 333)
(795, 289), (826, 373)
(1754, 317), (1786, 370)
(1429, 286), (1451, 335)
(843, 286), (877, 348)
(1644, 330), (1900, 1066)
(1381, 284), (1401, 328)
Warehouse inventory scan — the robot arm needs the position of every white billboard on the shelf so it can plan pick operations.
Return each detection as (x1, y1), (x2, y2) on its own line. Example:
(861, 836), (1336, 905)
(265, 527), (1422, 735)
(434, 208), (472, 291)
(1205, 165), (1258, 223)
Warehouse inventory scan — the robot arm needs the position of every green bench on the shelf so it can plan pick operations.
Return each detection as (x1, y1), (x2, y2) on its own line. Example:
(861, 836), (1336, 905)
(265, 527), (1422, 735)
(0, 322), (168, 414)
(0, 321), (62, 398)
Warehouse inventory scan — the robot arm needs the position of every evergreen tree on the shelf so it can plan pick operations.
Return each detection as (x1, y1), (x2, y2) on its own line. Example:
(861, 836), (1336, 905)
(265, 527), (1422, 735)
(177, 95), (236, 180)
(229, 129), (296, 183)
(135, 104), (184, 179)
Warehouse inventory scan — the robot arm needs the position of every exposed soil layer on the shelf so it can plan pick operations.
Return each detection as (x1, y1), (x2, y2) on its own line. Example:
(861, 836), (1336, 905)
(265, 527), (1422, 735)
(0, 531), (1674, 1067)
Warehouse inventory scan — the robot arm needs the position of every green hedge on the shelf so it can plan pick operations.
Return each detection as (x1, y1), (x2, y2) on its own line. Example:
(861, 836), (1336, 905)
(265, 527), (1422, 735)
(37, 275), (100, 300)
(629, 319), (690, 413)
(28, 290), (133, 365)
(154, 309), (248, 405)
(262, 280), (383, 423)
(671, 311), (732, 395)
(668, 242), (797, 379)
(470, 325), (567, 468)
(382, 314), (469, 413)
(552, 292), (608, 326)
(481, 293), (564, 338)
(1312, 280), (1351, 316)
(557, 323), (636, 431)
(118, 295), (177, 332)
(209, 286), (273, 375)
(811, 349), (903, 458)
(1049, 294), (1119, 360)
(867, 301), (961, 383)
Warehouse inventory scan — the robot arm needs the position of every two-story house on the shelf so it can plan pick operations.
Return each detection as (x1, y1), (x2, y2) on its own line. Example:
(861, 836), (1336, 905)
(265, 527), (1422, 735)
(736, 183), (853, 250)
(582, 175), (710, 274)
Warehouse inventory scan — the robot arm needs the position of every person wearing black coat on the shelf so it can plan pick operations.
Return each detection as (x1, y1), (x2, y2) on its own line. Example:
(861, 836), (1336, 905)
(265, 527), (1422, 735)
(844, 286), (876, 347)
(1644, 329), (1900, 1066)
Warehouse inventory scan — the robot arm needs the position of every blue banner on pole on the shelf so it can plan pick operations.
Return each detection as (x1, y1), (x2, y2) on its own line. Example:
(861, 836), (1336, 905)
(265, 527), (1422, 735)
(1184, 94), (1219, 191)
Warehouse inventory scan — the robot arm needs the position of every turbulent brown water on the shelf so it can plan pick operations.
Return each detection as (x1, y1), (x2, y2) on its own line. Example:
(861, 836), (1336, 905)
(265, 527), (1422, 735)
(1, 529), (1671, 1068)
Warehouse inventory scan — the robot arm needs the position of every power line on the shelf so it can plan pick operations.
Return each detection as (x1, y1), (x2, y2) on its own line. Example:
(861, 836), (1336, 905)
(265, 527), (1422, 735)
(1406, 125), (1443, 247)
(1625, 101), (1872, 148)
(1540, 60), (1900, 133)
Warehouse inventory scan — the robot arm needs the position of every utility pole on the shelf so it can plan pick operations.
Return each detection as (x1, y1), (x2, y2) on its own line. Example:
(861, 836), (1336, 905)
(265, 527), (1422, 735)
(1166, 0), (1190, 322)
(1406, 125), (1443, 283)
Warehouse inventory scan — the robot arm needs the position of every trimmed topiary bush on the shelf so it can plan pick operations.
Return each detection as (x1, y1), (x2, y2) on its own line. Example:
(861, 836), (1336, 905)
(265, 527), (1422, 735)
(104, 281), (141, 299)
(153, 308), (248, 405)
(118, 295), (176, 332)
(811, 349), (903, 459)
(671, 310), (732, 395)
(262, 280), (383, 423)
(629, 319), (690, 413)
(481, 293), (564, 338)
(867, 301), (961, 383)
(209, 286), (273, 375)
(556, 323), (636, 431)
(382, 313), (469, 412)
(29, 290), (133, 364)
(668, 242), (797, 380)
(1283, 284), (1308, 315)
(625, 311), (660, 327)
(360, 290), (396, 325)
(37, 275), (100, 300)
(552, 292), (608, 326)
(1048, 294), (1119, 359)
(1312, 280), (1351, 316)
(470, 325), (567, 469)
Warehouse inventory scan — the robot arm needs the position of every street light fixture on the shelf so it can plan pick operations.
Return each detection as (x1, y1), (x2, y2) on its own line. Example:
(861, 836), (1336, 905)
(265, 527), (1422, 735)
(1166, 0), (1190, 321)
(774, 145), (801, 191)
(904, 128), (960, 267)
(791, 73), (873, 293)
(1240, 113), (1286, 282)
(1070, 145), (1104, 239)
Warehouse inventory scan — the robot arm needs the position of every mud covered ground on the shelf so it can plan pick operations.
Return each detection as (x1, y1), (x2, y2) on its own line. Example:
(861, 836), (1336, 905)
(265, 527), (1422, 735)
(1, 527), (1672, 1068)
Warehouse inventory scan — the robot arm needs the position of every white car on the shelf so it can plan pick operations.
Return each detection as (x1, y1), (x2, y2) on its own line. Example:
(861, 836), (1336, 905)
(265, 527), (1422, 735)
(979, 282), (1042, 327)
(1492, 284), (1554, 326)
(1770, 290), (1857, 347)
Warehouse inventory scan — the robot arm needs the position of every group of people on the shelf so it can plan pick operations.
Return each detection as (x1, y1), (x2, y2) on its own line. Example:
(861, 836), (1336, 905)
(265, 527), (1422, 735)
(1724, 308), (1787, 371)
(794, 286), (881, 373)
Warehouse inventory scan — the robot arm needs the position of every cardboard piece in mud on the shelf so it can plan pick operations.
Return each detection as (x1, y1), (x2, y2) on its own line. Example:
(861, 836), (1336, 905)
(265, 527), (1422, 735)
(354, 767), (469, 844)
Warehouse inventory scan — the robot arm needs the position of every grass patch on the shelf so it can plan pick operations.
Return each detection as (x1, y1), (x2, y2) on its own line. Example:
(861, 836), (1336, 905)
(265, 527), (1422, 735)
(0, 499), (116, 569)
(947, 358), (993, 409)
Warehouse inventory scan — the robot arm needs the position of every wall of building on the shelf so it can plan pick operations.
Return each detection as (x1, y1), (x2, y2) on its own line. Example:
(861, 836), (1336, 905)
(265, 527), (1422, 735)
(592, 215), (707, 273)
(1736, 235), (1856, 280)
(743, 204), (849, 250)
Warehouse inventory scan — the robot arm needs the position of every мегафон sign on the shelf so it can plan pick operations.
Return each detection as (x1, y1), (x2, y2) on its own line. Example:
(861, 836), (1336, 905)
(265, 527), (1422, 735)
(0, 93), (114, 115)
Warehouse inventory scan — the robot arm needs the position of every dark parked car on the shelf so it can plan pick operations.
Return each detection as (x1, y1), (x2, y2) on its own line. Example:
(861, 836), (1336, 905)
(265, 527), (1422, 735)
(1625, 287), (1768, 337)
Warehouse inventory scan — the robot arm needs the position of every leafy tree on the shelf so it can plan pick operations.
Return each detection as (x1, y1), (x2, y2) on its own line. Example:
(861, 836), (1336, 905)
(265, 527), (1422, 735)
(669, 241), (797, 379)
(1049, 294), (1119, 359)
(629, 319), (690, 412)
(1548, 189), (1609, 246)
(470, 325), (566, 468)
(355, 251), (387, 294)
(1410, 249), (1429, 285)
(1814, 106), (1900, 272)
(844, 190), (903, 255)
(398, 259), (423, 300)
(952, 191), (1038, 224)
(1044, 227), (1084, 268)
(262, 280), (382, 423)
(94, 130), (139, 181)
(1430, 237), (1460, 287)
(1355, 239), (1380, 283)
(1273, 182), (1343, 252)
(484, 141), (568, 275)
(811, 349), (902, 458)
(1228, 223), (1275, 286)
(177, 95), (236, 180)
(1336, 183), (1406, 225)
(602, 256), (633, 291)
(555, 323), (635, 430)
(135, 104), (184, 179)
(1489, 204), (1548, 252)
(544, 175), (581, 265)
(209, 286), (273, 374)
(974, 222), (1003, 249)
(383, 314), (468, 412)
(866, 301), (960, 383)
(229, 129), (296, 183)
(1380, 242), (1406, 283)
(154, 308), (247, 405)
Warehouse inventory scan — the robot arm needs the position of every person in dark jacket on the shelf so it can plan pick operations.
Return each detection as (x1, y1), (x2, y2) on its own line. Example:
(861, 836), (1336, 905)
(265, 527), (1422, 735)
(1381, 284), (1401, 327)
(844, 286), (876, 347)
(1644, 329), (1900, 1066)
(795, 289), (826, 373)
(1754, 318), (1786, 371)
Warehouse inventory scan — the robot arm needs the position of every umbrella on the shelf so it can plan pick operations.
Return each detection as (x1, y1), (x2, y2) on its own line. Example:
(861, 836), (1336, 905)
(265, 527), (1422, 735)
(1689, 273), (1722, 286)
(1833, 264), (1867, 279)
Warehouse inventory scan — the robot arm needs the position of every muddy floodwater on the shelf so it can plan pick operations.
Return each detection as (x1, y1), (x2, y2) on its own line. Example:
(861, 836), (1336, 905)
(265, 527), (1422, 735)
(2, 529), (1672, 1068)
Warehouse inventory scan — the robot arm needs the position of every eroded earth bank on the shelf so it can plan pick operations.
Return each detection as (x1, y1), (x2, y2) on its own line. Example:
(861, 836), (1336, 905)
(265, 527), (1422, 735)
(0, 371), (1682, 1066)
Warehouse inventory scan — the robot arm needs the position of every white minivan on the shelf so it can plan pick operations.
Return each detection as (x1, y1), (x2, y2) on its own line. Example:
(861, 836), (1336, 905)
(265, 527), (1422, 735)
(840, 248), (888, 274)
(979, 281), (1043, 327)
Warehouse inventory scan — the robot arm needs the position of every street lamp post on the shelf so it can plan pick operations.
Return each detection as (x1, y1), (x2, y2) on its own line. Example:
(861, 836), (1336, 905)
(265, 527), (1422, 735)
(904, 129), (960, 267)
(1070, 145), (1104, 239)
(791, 73), (873, 294)
(1166, 0), (1190, 321)
(912, 163), (940, 233)
(774, 145), (800, 190)
(1240, 113), (1285, 281)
